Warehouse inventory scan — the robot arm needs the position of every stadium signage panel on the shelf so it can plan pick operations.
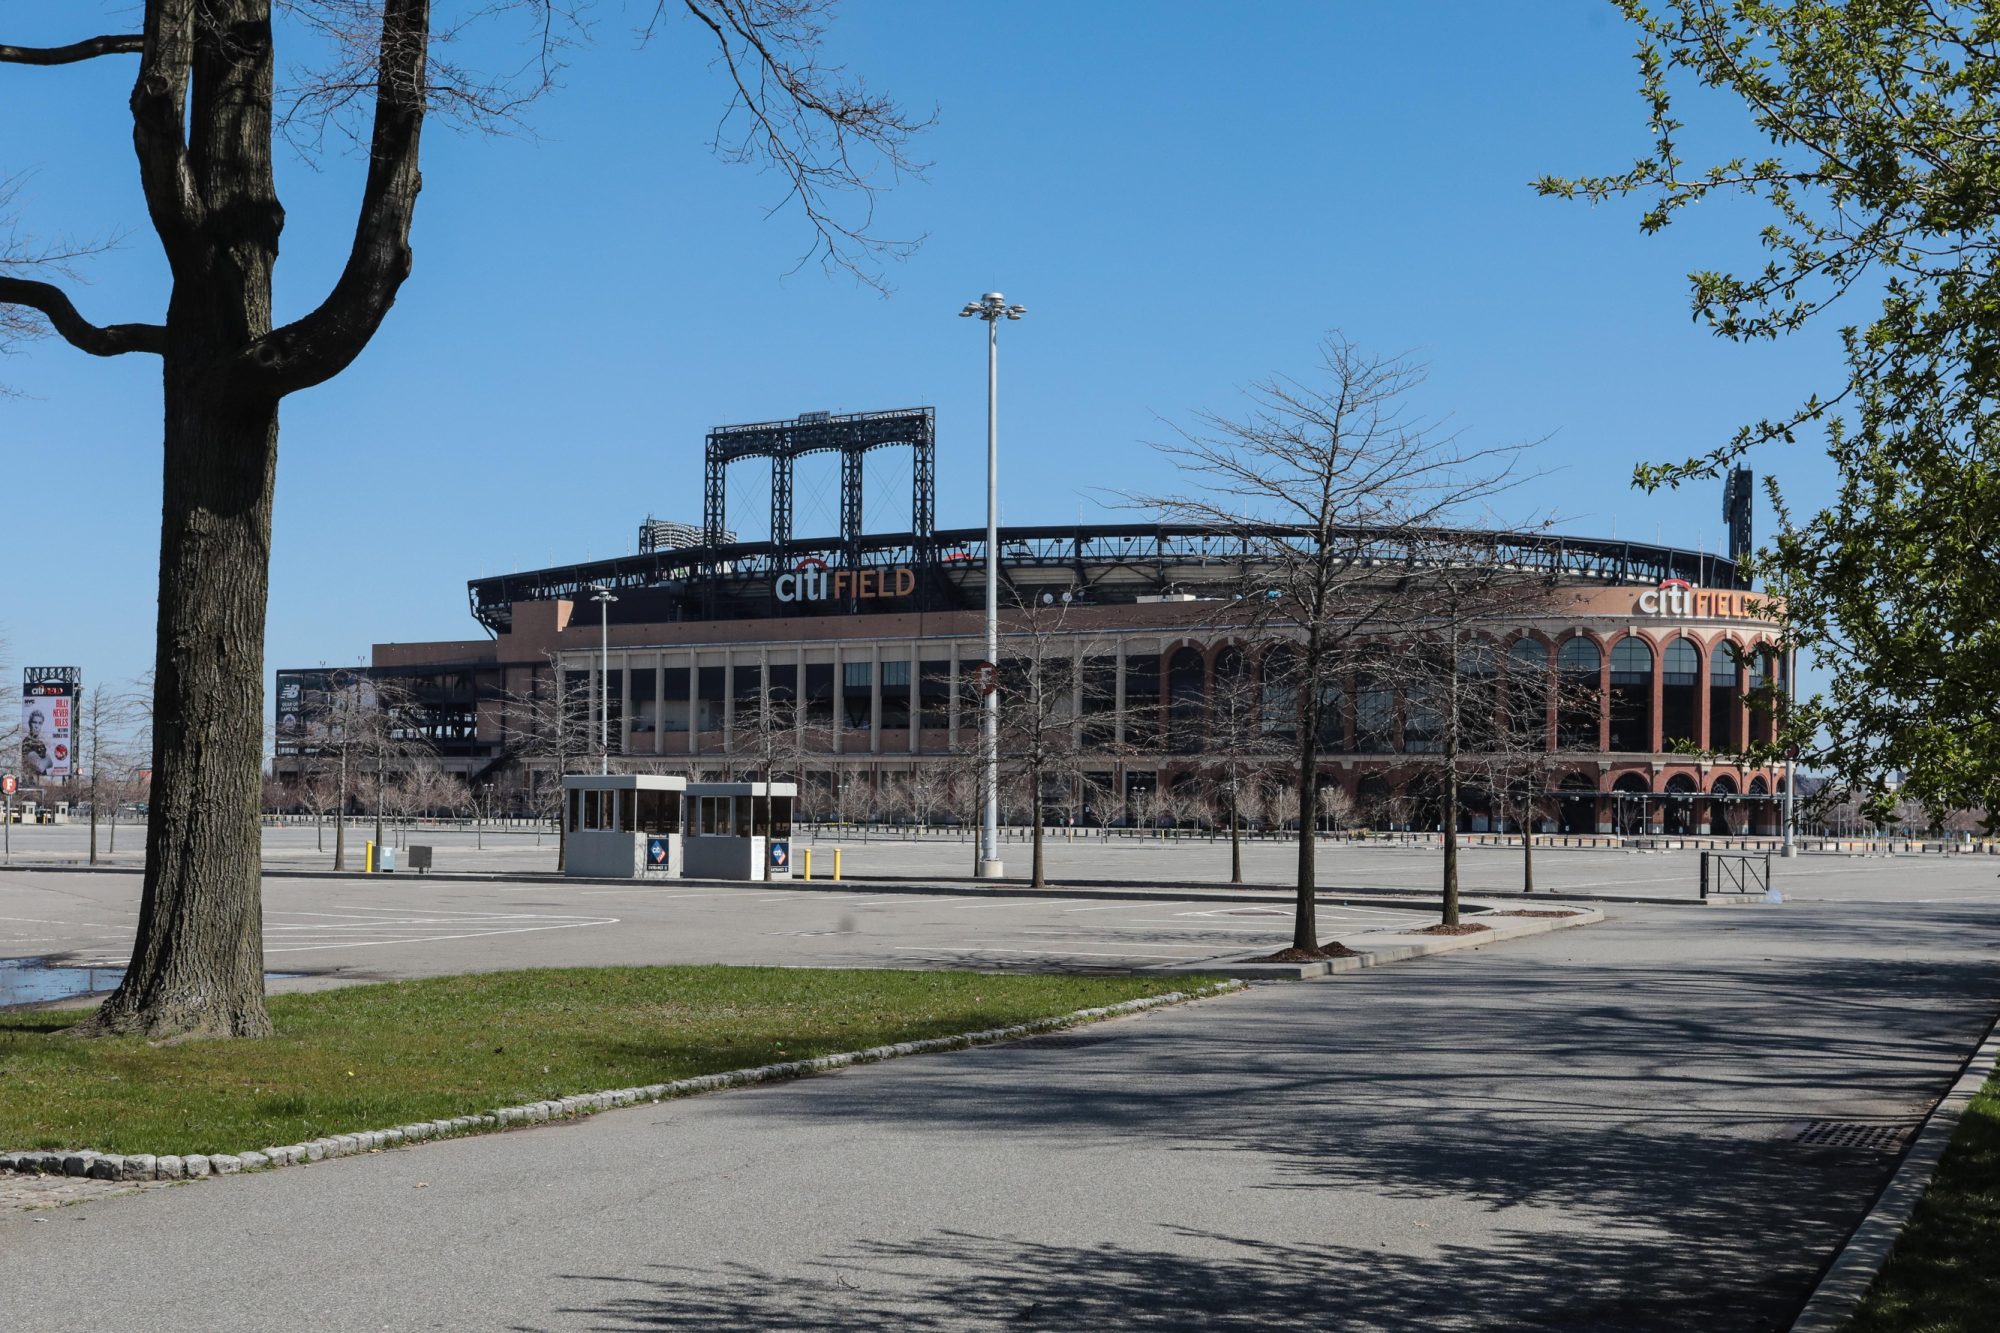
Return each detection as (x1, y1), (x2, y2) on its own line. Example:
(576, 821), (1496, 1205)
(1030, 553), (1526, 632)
(1634, 580), (1758, 620)
(774, 560), (916, 604)
(20, 667), (80, 781)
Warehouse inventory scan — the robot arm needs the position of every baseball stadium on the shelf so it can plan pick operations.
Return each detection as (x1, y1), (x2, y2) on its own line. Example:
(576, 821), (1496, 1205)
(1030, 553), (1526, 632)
(274, 408), (1790, 838)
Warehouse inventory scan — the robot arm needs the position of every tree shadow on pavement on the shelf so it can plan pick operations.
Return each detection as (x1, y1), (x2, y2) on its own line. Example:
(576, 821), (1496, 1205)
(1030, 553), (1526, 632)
(545, 901), (2000, 1331)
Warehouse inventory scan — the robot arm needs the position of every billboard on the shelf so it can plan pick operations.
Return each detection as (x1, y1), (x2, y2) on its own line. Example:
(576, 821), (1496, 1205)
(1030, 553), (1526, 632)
(21, 668), (79, 781)
(275, 669), (374, 756)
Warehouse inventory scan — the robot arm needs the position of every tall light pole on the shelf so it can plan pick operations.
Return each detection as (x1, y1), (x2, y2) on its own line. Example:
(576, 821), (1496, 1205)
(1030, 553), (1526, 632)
(588, 584), (618, 775)
(960, 291), (1025, 879)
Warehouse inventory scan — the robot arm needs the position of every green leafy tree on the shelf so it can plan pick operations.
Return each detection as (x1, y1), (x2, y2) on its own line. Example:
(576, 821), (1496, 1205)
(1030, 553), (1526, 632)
(1538, 0), (2000, 821)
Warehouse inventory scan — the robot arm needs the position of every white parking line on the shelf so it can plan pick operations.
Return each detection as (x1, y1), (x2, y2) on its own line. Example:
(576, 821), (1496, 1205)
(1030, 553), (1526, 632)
(950, 898), (1089, 911)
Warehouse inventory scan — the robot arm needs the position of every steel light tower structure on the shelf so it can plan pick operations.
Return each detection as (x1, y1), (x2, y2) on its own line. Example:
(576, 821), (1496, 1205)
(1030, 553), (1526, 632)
(588, 584), (618, 775)
(959, 291), (1025, 879)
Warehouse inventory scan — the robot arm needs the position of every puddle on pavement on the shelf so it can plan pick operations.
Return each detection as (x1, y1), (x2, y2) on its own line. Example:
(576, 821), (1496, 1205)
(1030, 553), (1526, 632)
(1, 957), (305, 1010)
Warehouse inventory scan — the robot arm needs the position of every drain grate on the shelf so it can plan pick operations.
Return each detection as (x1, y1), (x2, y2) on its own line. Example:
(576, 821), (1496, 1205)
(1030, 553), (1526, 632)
(1792, 1121), (1920, 1151)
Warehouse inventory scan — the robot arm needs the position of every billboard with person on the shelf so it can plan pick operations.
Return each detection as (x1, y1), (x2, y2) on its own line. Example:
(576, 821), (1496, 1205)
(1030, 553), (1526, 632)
(21, 669), (79, 781)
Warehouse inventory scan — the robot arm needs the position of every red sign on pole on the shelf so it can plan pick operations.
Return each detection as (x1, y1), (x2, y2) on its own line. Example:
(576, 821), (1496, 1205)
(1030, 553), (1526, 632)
(970, 661), (999, 697)
(0, 774), (14, 796)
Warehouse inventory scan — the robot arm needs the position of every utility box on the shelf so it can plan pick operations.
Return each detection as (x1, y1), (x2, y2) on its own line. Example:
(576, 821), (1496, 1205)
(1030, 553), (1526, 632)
(562, 774), (687, 879)
(684, 781), (797, 881)
(407, 844), (434, 875)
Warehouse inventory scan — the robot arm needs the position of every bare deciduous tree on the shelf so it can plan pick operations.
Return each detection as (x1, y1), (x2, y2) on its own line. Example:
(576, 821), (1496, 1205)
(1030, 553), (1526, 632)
(1143, 335), (1525, 953)
(1, 1), (927, 1038)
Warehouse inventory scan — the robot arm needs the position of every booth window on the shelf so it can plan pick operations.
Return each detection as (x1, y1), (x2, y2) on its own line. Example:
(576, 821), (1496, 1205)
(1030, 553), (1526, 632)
(695, 795), (732, 836)
(577, 788), (616, 831)
(733, 795), (754, 835)
(632, 789), (680, 834)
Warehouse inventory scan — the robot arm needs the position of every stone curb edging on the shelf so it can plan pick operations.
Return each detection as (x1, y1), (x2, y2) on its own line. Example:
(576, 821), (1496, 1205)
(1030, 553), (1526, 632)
(1153, 907), (1604, 980)
(0, 981), (1246, 1186)
(1787, 1004), (2000, 1332)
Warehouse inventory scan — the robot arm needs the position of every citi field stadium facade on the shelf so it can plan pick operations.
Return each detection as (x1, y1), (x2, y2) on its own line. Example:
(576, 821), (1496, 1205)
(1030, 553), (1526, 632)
(275, 409), (1786, 836)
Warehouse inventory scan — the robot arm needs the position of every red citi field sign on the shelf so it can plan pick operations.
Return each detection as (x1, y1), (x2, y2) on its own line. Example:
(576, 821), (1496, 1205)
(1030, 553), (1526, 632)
(774, 559), (915, 604)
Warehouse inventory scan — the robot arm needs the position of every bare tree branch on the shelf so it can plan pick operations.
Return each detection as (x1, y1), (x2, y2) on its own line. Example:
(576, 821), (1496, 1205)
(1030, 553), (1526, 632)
(664, 0), (932, 290)
(0, 276), (165, 357)
(0, 35), (145, 66)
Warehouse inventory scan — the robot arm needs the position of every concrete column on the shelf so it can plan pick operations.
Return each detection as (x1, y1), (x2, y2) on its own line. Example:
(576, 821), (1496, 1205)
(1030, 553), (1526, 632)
(1646, 636), (1664, 756)
(619, 654), (631, 757)
(686, 653), (698, 758)
(1113, 640), (1127, 749)
(722, 653), (734, 757)
(653, 658), (665, 755)
(870, 644), (882, 755)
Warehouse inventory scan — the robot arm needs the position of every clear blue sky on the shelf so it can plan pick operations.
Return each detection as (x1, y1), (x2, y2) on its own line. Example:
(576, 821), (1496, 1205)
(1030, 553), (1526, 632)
(2, 2), (1843, 708)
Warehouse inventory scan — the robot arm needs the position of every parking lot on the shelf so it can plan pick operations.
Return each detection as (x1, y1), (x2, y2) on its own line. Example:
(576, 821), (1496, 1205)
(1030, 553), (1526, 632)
(0, 869), (1470, 993)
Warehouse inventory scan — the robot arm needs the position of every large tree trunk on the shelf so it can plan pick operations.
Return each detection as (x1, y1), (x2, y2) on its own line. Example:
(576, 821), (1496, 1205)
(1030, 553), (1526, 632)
(85, 375), (280, 1039)
(1521, 796), (1535, 893)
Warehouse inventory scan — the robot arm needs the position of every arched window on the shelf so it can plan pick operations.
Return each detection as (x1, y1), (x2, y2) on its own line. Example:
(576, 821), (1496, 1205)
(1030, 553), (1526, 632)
(1710, 774), (1739, 835)
(1458, 638), (1499, 751)
(1556, 636), (1601, 749)
(1355, 653), (1395, 753)
(1709, 641), (1741, 752)
(1660, 638), (1699, 749)
(1507, 638), (1550, 744)
(1608, 638), (1654, 753)
(1663, 772), (1698, 834)
(1611, 770), (1651, 835)
(1747, 644), (1778, 745)
(1260, 645), (1299, 741)
(1211, 646), (1252, 751)
(1167, 646), (1205, 753)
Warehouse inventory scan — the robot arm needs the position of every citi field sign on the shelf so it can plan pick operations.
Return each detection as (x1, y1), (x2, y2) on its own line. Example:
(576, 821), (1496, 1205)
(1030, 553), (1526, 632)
(774, 558), (916, 604)
(1637, 578), (1693, 616)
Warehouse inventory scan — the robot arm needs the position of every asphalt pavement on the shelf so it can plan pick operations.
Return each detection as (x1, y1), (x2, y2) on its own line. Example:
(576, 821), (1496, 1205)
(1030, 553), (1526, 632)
(3, 870), (1997, 1331)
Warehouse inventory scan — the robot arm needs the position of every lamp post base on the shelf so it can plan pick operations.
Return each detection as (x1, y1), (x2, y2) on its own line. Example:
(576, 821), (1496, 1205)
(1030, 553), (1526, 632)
(976, 858), (1006, 879)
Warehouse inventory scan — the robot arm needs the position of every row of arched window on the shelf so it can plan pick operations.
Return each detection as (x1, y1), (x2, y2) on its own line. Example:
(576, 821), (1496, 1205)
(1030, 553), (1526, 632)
(1130, 631), (1781, 757)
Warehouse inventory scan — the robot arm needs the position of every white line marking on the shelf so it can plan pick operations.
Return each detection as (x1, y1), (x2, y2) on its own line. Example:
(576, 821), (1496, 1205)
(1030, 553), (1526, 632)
(263, 918), (618, 955)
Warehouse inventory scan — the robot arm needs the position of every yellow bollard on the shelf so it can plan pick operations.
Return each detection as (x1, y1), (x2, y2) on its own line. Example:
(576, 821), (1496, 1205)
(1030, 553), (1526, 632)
(802, 848), (813, 881)
(833, 848), (842, 881)
(364, 840), (375, 874)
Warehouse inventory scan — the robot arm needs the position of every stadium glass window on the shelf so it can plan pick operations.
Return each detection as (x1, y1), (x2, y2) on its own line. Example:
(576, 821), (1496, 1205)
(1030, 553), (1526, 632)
(731, 663), (761, 729)
(1709, 642), (1741, 752)
(843, 660), (873, 730)
(1124, 653), (1162, 751)
(1167, 647), (1205, 753)
(804, 663), (835, 727)
(630, 665), (658, 740)
(660, 667), (690, 732)
(1508, 638), (1550, 742)
(1747, 645), (1778, 745)
(1260, 645), (1300, 741)
(696, 666), (726, 733)
(918, 660), (952, 730)
(1661, 637), (1701, 749)
(1556, 637), (1601, 749)
(880, 657), (911, 730)
(1355, 671), (1395, 754)
(1081, 656), (1118, 748)
(1608, 638), (1654, 753)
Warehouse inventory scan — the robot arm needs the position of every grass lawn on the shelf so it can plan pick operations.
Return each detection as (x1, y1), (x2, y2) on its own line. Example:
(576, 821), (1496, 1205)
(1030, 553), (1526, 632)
(1850, 1069), (2000, 1332)
(0, 967), (1204, 1156)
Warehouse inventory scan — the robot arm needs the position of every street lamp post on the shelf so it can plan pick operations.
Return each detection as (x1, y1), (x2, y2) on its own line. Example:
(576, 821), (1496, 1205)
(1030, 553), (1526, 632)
(960, 291), (1026, 879)
(588, 584), (618, 775)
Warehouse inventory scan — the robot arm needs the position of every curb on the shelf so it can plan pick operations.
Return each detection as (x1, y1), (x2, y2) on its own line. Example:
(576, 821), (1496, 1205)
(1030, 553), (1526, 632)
(1153, 908), (1603, 979)
(1788, 1005), (2000, 1332)
(0, 981), (1245, 1186)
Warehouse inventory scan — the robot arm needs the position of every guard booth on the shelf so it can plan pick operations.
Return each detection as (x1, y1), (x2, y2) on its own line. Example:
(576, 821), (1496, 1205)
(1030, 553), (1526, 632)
(684, 781), (797, 881)
(561, 774), (687, 878)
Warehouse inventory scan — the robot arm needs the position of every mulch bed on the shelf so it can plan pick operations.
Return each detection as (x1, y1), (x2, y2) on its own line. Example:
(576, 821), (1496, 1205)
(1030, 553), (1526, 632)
(1495, 910), (1581, 918)
(1411, 922), (1493, 936)
(1254, 941), (1361, 963)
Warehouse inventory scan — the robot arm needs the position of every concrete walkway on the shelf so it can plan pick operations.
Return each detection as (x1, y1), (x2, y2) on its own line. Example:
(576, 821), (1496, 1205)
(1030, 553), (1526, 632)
(2, 891), (1994, 1331)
